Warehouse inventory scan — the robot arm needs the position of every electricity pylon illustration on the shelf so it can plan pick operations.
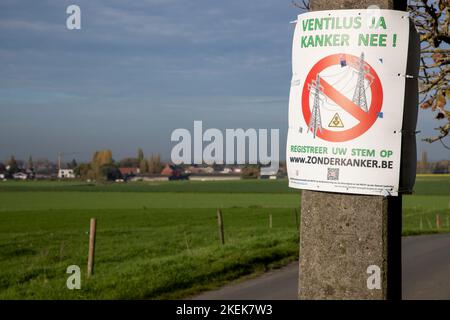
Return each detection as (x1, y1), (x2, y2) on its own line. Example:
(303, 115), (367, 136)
(351, 52), (372, 113)
(307, 74), (324, 139)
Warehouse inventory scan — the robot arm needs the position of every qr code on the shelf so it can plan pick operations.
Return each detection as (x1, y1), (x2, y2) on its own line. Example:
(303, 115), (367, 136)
(327, 168), (339, 181)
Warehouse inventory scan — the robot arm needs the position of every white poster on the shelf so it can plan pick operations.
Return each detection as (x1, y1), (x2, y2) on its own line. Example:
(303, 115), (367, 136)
(287, 9), (410, 196)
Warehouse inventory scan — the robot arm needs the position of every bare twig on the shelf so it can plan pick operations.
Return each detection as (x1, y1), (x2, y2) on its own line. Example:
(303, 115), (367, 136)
(409, 0), (450, 143)
(292, 0), (310, 11)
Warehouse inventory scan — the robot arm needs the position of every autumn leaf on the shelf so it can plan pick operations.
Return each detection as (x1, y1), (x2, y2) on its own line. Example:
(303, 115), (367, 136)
(436, 94), (447, 108)
(420, 101), (431, 109)
(432, 53), (443, 63)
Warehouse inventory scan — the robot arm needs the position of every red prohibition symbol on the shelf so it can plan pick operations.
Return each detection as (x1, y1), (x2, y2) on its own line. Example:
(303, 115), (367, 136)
(302, 53), (383, 142)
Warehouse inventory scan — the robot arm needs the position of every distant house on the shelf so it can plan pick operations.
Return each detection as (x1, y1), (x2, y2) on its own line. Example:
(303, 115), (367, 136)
(232, 167), (242, 173)
(161, 164), (176, 176)
(25, 169), (35, 180)
(119, 167), (140, 176)
(161, 164), (187, 180)
(13, 172), (28, 180)
(185, 165), (202, 174)
(260, 168), (280, 180)
(260, 174), (278, 180)
(220, 167), (232, 174)
(202, 166), (214, 174)
(58, 169), (75, 179)
(185, 165), (214, 174)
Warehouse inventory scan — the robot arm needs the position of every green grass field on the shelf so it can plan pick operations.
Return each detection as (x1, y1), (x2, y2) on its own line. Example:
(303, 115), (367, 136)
(0, 176), (449, 299)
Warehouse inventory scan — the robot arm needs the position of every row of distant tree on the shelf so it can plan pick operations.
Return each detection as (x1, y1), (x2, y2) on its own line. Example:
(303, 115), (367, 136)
(0, 148), (164, 181)
(1, 150), (288, 181)
(118, 148), (163, 173)
(0, 155), (41, 175)
(2, 149), (447, 180)
(417, 152), (450, 174)
(74, 149), (164, 181)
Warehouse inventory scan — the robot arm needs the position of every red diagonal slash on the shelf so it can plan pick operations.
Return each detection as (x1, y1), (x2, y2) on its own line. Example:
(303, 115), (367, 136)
(320, 78), (367, 122)
(301, 53), (382, 142)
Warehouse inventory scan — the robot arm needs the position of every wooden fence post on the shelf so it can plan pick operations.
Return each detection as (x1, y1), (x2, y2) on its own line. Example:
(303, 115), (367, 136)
(87, 218), (97, 278)
(269, 214), (273, 229)
(436, 214), (441, 230)
(217, 209), (225, 245)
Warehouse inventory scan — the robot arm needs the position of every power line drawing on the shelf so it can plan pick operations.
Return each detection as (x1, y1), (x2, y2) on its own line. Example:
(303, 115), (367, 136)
(306, 52), (377, 138)
(319, 53), (374, 112)
(349, 52), (373, 113)
(307, 74), (324, 138)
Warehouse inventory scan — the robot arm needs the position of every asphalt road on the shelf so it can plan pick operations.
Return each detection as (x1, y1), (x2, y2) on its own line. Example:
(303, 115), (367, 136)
(402, 234), (450, 299)
(193, 234), (450, 300)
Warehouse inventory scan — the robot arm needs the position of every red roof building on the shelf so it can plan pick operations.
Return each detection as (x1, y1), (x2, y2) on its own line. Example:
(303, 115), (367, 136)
(119, 167), (140, 176)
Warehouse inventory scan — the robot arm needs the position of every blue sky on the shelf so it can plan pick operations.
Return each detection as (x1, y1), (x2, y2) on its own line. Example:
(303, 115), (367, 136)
(0, 0), (447, 162)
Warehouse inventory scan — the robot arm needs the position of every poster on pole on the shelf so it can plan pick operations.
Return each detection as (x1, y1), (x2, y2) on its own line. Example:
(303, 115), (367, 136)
(287, 9), (410, 196)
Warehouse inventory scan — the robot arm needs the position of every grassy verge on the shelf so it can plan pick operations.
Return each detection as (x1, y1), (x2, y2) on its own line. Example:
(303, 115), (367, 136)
(0, 176), (448, 299)
(0, 207), (299, 299)
(403, 206), (450, 236)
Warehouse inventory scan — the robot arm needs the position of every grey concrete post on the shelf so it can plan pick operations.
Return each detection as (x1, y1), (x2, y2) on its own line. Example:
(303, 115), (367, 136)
(298, 0), (408, 300)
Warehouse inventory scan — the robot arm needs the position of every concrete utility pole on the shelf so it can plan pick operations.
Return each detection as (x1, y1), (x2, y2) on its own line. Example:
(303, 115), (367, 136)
(298, 0), (409, 300)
